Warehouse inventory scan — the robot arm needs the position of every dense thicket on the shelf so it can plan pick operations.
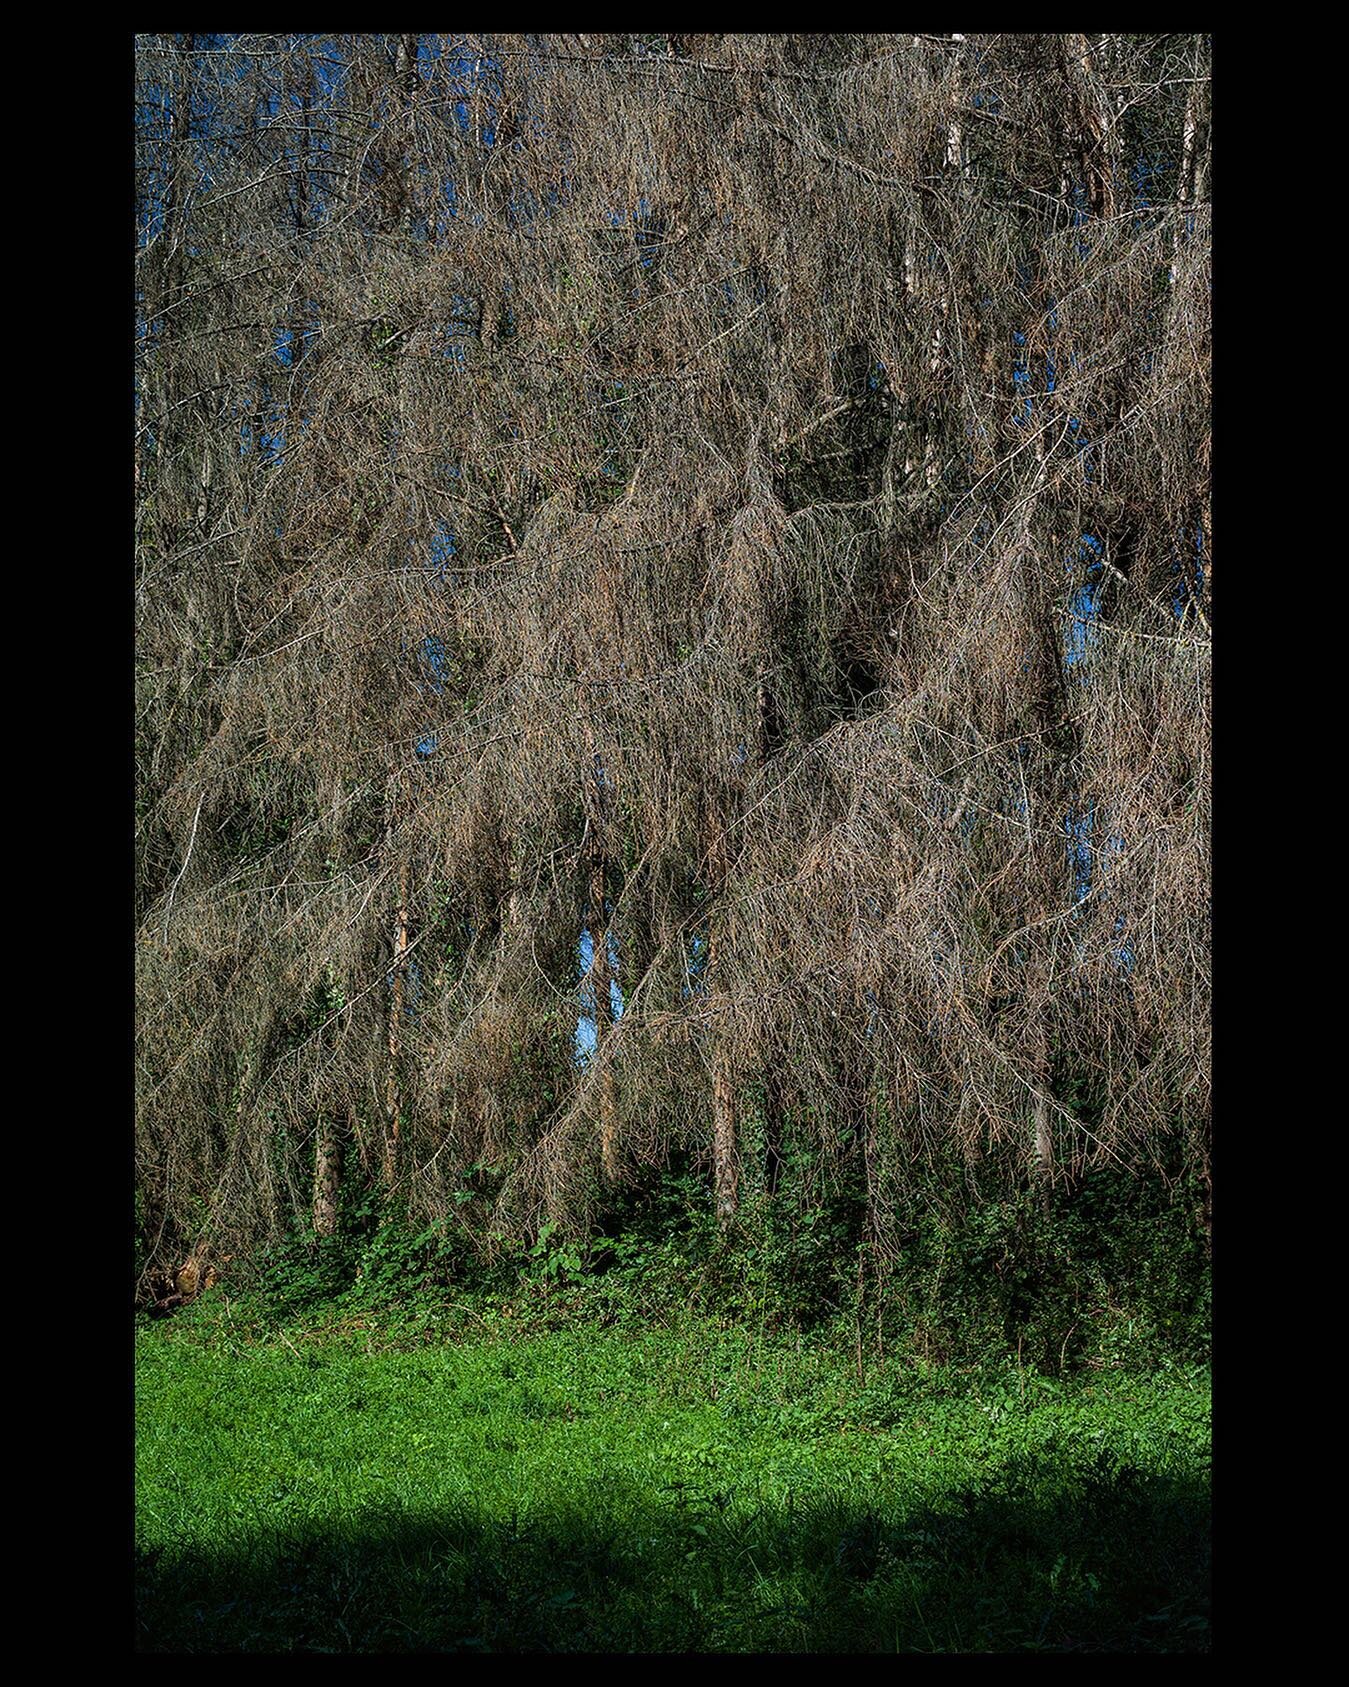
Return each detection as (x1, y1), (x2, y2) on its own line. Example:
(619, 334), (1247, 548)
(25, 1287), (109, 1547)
(135, 34), (1210, 1297)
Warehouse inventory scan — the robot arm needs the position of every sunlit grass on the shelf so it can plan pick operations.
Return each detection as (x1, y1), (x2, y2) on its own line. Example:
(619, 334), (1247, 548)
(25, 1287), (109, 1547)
(136, 1320), (1208, 1652)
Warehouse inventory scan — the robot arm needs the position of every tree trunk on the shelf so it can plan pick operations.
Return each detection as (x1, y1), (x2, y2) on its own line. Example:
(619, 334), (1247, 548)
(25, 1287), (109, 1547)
(384, 862), (408, 1190)
(1170, 71), (1209, 287)
(313, 1114), (342, 1236)
(706, 805), (737, 1229)
(1066, 34), (1118, 220)
(712, 1053), (739, 1225)
(1033, 1094), (1054, 1205)
(382, 761), (408, 1192)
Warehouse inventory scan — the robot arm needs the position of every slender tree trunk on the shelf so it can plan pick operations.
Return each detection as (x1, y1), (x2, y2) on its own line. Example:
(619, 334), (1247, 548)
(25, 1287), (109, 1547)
(382, 763), (408, 1192)
(1033, 1095), (1054, 1200)
(922, 34), (970, 490)
(313, 1114), (342, 1235)
(384, 862), (408, 1189)
(395, 33), (421, 241)
(1067, 34), (1118, 220)
(1170, 72), (1209, 287)
(900, 226), (919, 481)
(706, 804), (738, 1228)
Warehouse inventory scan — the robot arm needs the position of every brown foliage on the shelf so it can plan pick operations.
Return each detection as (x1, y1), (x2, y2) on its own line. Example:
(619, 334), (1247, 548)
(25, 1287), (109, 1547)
(135, 33), (1210, 1277)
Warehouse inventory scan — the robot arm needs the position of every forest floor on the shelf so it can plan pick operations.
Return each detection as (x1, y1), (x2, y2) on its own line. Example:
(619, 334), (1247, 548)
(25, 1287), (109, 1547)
(136, 1303), (1209, 1653)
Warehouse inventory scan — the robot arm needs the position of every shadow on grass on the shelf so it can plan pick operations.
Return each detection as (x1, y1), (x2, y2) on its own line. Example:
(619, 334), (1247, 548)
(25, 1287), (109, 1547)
(137, 1456), (1209, 1653)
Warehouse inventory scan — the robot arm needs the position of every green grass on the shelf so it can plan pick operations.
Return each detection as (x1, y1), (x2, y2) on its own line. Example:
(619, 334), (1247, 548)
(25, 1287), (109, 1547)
(136, 1313), (1209, 1652)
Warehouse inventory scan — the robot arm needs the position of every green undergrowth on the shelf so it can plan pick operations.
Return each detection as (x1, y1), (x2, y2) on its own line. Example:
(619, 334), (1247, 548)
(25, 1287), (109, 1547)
(136, 1319), (1209, 1653)
(170, 1154), (1208, 1374)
